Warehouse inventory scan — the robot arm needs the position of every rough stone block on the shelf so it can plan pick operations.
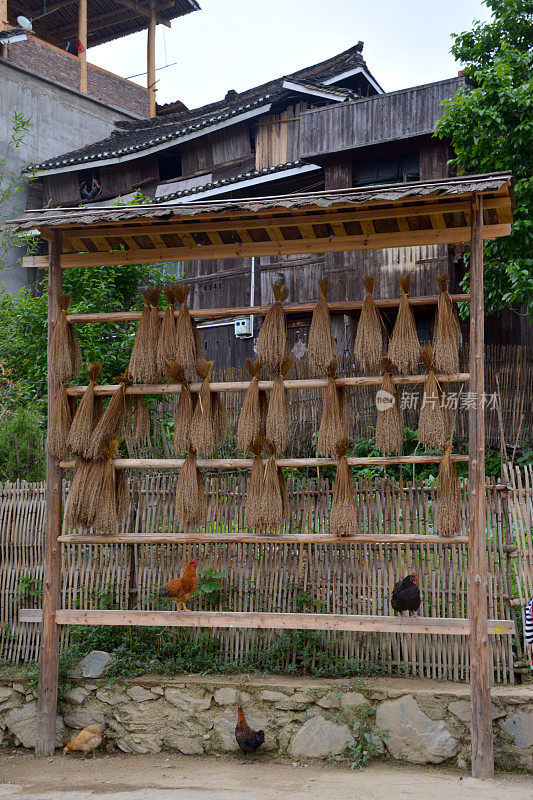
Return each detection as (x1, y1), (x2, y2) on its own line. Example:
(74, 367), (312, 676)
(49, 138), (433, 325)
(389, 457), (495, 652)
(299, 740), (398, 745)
(70, 651), (111, 679)
(289, 716), (352, 758)
(376, 695), (459, 764)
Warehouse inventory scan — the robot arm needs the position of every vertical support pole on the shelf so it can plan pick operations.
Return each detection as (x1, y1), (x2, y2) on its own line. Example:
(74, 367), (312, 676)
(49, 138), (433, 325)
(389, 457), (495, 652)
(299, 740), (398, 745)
(78, 0), (87, 93)
(0, 0), (8, 59)
(468, 194), (493, 779)
(36, 232), (63, 756)
(147, 1), (156, 118)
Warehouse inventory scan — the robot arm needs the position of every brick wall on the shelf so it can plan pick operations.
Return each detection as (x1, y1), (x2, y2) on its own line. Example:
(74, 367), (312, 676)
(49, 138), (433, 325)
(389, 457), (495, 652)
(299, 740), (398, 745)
(6, 36), (149, 118)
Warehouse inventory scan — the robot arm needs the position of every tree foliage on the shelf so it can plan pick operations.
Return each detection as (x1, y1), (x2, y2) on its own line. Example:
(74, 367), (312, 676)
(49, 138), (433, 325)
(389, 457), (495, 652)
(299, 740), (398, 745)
(436, 0), (533, 316)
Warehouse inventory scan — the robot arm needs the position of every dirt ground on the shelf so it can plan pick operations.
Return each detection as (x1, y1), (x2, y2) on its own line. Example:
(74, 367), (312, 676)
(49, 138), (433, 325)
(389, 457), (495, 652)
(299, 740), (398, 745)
(0, 750), (531, 800)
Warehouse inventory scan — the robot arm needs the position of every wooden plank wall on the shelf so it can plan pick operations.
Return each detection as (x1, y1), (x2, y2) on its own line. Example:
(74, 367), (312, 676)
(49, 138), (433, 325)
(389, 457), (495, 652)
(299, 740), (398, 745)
(255, 103), (308, 169)
(1, 471), (526, 683)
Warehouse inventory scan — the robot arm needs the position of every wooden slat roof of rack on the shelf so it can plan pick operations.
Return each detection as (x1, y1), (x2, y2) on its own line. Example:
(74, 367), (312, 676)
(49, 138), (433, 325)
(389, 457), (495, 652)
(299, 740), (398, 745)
(9, 172), (514, 269)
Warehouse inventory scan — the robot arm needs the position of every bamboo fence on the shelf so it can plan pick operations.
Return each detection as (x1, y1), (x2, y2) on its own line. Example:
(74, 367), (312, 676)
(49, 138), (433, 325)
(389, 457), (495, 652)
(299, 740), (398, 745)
(1, 467), (530, 683)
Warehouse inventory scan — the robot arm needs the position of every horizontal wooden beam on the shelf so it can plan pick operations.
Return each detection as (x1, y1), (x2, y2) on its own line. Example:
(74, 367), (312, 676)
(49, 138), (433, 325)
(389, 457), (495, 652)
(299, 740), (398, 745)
(66, 373), (470, 397)
(64, 295), (470, 324)
(59, 455), (470, 469)
(19, 608), (516, 636)
(57, 533), (470, 545)
(23, 224), (510, 270)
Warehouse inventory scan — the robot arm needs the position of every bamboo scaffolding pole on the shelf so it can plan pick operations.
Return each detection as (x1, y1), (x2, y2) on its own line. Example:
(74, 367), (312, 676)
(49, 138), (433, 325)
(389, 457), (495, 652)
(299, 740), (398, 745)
(58, 533), (471, 545)
(66, 294), (470, 324)
(66, 373), (470, 397)
(59, 455), (470, 470)
(19, 608), (516, 636)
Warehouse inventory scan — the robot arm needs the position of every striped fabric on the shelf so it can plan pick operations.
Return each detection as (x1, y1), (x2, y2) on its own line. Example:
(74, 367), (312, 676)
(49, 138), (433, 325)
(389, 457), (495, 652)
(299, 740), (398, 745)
(525, 597), (533, 645)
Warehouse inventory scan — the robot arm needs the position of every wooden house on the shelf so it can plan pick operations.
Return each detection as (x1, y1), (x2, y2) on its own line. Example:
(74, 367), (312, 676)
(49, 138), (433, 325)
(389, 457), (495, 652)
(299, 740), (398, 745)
(26, 44), (530, 365)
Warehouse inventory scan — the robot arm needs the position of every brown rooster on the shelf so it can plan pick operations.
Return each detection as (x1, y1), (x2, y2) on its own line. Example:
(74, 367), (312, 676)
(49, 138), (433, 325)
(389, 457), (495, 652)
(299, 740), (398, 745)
(235, 705), (265, 763)
(63, 723), (107, 757)
(159, 558), (198, 611)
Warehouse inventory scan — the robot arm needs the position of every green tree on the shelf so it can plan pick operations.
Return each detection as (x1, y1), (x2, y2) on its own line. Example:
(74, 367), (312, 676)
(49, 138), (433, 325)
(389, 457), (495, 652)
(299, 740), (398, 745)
(436, 0), (533, 316)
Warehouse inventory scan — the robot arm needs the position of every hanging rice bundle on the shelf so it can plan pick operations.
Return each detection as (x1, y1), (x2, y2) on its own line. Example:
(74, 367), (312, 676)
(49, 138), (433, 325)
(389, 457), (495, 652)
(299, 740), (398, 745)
(175, 449), (206, 528)
(375, 357), (402, 455)
(278, 467), (289, 520)
(212, 392), (227, 446)
(169, 362), (193, 454)
(129, 288), (157, 383)
(244, 436), (264, 531)
(157, 284), (177, 376)
(46, 385), (72, 460)
(174, 284), (197, 372)
(64, 457), (93, 529)
(50, 293), (81, 384)
(353, 276), (383, 373)
(257, 441), (283, 531)
(308, 278), (334, 376)
(191, 317), (205, 364)
(317, 360), (343, 457)
(87, 370), (131, 460)
(337, 385), (350, 442)
(330, 439), (357, 537)
(132, 396), (150, 444)
(388, 274), (420, 374)
(266, 358), (292, 453)
(418, 346), (446, 450)
(256, 281), (288, 373)
(259, 389), (268, 437)
(190, 359), (215, 456)
(436, 441), (461, 537)
(67, 362), (102, 458)
(84, 441), (126, 533)
(237, 357), (263, 452)
(149, 286), (162, 379)
(433, 274), (460, 374)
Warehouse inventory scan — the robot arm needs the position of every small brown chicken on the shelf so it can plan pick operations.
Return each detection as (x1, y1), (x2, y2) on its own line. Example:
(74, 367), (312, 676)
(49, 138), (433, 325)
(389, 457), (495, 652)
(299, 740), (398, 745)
(63, 722), (107, 757)
(159, 558), (198, 611)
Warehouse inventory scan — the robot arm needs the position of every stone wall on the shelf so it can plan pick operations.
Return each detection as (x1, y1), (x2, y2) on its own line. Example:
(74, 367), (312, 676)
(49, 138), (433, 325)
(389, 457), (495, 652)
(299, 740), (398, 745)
(0, 674), (531, 771)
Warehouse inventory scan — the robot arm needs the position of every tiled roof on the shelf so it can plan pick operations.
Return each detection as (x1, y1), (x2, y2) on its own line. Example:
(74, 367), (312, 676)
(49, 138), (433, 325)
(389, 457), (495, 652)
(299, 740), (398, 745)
(29, 43), (374, 173)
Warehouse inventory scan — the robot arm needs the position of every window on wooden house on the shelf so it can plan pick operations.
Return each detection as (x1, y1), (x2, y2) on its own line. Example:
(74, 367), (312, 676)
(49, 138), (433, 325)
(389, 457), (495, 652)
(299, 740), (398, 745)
(78, 169), (102, 201)
(355, 152), (419, 186)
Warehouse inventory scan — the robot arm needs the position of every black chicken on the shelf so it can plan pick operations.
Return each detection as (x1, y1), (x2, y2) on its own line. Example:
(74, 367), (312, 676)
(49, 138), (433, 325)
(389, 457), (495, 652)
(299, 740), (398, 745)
(391, 574), (421, 614)
(235, 705), (265, 763)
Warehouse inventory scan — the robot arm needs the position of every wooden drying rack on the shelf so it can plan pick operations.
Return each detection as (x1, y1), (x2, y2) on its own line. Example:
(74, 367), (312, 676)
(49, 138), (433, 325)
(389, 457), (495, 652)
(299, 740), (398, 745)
(11, 174), (515, 778)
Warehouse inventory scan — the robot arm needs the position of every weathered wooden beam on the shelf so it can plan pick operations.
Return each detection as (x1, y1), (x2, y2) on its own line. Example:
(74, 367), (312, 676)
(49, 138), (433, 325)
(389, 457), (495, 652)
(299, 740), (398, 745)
(78, 0), (87, 93)
(65, 373), (470, 397)
(19, 609), (516, 636)
(58, 455), (470, 469)
(63, 295), (471, 324)
(57, 532), (471, 545)
(147, 0), (156, 118)
(36, 233), (63, 756)
(468, 194), (494, 780)
(23, 224), (511, 270)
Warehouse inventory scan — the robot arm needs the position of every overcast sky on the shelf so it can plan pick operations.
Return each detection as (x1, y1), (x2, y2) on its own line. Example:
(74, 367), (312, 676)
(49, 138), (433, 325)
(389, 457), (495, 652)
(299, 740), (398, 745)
(88, 0), (492, 110)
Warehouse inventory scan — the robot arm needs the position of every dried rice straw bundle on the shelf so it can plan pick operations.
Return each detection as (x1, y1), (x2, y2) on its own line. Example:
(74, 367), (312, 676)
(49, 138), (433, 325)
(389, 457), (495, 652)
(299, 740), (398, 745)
(156, 284), (177, 376)
(67, 362), (102, 458)
(87, 441), (125, 533)
(129, 288), (156, 383)
(317, 360), (343, 457)
(354, 276), (383, 373)
(436, 441), (461, 537)
(169, 362), (193, 454)
(433, 274), (460, 374)
(64, 457), (93, 529)
(244, 436), (264, 531)
(256, 281), (288, 373)
(46, 385), (72, 459)
(257, 441), (283, 531)
(212, 392), (227, 446)
(132, 396), (150, 444)
(259, 389), (268, 437)
(148, 286), (162, 379)
(308, 278), (334, 376)
(174, 284), (197, 372)
(191, 317), (205, 364)
(237, 357), (263, 452)
(418, 346), (446, 450)
(87, 370), (132, 460)
(50, 293), (81, 384)
(375, 357), (402, 455)
(266, 358), (292, 453)
(175, 449), (206, 528)
(190, 359), (215, 456)
(388, 274), (420, 374)
(330, 439), (357, 537)
(337, 385), (350, 442)
(278, 467), (289, 520)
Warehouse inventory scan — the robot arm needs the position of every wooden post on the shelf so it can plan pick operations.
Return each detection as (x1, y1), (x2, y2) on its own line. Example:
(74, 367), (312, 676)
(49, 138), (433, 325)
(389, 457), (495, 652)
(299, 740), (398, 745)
(0, 0), (8, 58)
(78, 0), (87, 93)
(468, 194), (493, 779)
(36, 232), (63, 756)
(147, 1), (156, 118)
